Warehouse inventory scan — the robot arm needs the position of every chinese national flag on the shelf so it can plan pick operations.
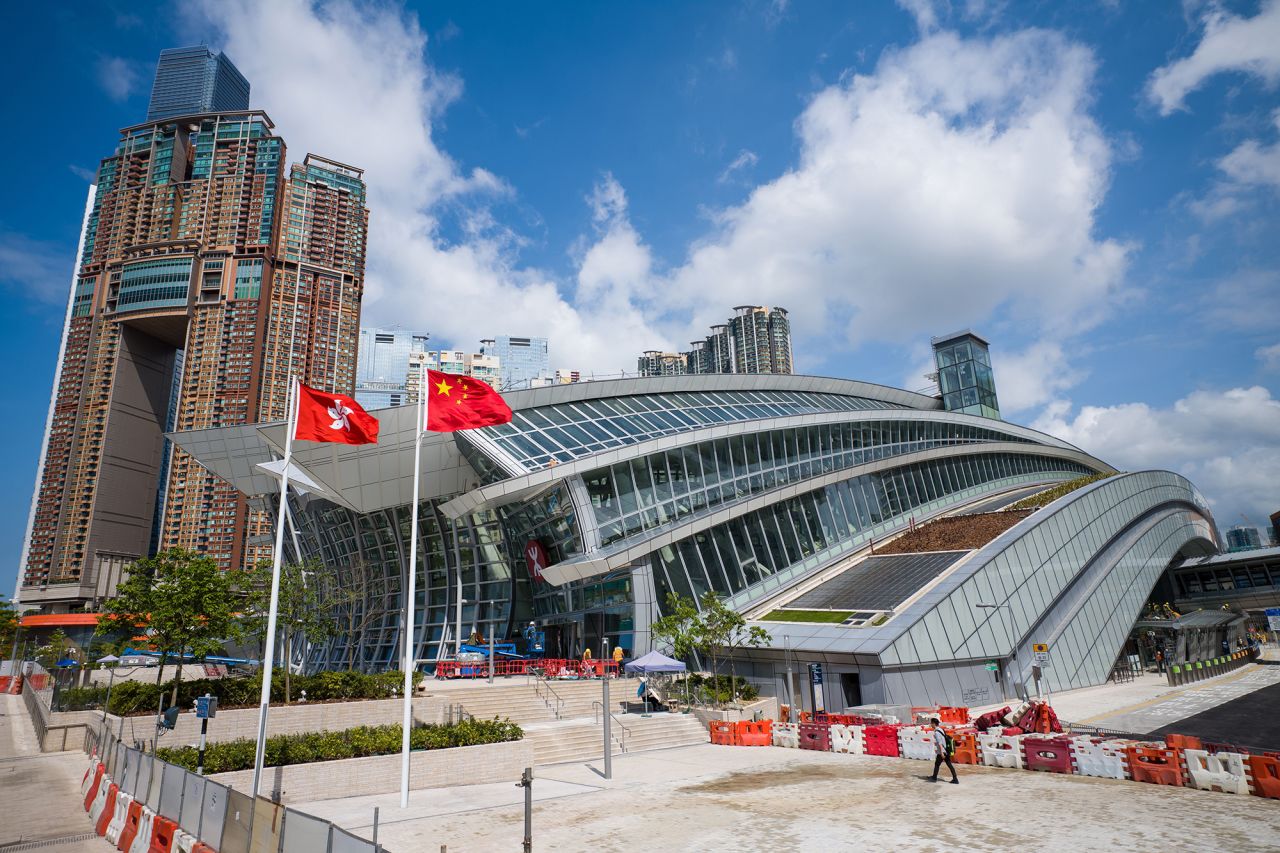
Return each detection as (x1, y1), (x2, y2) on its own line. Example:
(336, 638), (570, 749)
(293, 382), (380, 445)
(426, 369), (514, 432)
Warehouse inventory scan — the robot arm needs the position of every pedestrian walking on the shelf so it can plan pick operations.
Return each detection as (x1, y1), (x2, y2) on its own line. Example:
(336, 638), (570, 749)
(1155, 649), (1164, 674)
(928, 717), (958, 784)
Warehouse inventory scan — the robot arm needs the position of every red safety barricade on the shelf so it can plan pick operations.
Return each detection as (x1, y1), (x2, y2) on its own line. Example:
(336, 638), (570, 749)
(816, 713), (871, 726)
(1165, 733), (1203, 751)
(799, 722), (831, 752)
(736, 720), (773, 746)
(192, 845), (217, 853)
(709, 720), (739, 746)
(1126, 745), (1185, 787)
(947, 729), (980, 765)
(864, 724), (901, 757)
(936, 706), (970, 725)
(973, 706), (1010, 732)
(0, 676), (10, 692)
(1204, 741), (1245, 756)
(1246, 755), (1280, 800)
(147, 815), (178, 853)
(95, 784), (119, 835)
(1022, 737), (1075, 774)
(84, 764), (105, 811)
(117, 801), (144, 852)
(798, 711), (813, 723)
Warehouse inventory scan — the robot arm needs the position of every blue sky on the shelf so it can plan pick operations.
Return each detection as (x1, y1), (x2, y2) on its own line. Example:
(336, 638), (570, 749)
(3, 0), (1279, 597)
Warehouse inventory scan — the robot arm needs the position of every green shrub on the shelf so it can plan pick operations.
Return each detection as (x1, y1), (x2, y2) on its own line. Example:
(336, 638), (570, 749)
(686, 673), (758, 704)
(1008, 473), (1115, 511)
(55, 685), (110, 711)
(106, 669), (427, 716)
(156, 718), (523, 773)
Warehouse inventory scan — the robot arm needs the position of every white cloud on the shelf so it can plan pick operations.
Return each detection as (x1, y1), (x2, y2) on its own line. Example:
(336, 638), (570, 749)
(0, 231), (73, 306)
(718, 150), (759, 184)
(1147, 0), (1280, 115)
(1033, 387), (1280, 533)
(991, 341), (1086, 414)
(96, 56), (140, 101)
(1257, 342), (1280, 371)
(1218, 111), (1280, 190)
(68, 165), (97, 183)
(897, 0), (944, 33)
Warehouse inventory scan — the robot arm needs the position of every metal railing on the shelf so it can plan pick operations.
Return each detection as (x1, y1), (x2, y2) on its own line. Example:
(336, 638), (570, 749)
(84, 721), (385, 853)
(533, 678), (564, 720)
(591, 701), (630, 752)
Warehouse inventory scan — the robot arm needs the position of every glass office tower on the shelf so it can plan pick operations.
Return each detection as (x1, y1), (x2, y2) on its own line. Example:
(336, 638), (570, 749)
(146, 46), (251, 122)
(480, 336), (550, 390)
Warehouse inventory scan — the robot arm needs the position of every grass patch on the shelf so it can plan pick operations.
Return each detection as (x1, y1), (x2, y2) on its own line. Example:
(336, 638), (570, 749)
(1008, 473), (1115, 511)
(760, 609), (852, 624)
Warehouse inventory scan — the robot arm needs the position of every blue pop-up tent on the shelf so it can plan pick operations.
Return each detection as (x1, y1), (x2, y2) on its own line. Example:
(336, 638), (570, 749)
(624, 651), (686, 713)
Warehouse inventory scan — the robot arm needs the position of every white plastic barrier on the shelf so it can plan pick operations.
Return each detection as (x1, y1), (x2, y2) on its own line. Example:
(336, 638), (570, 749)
(899, 726), (936, 761)
(1069, 737), (1129, 780)
(773, 722), (800, 748)
(830, 724), (865, 754)
(106, 793), (132, 845)
(1002, 702), (1030, 727)
(1184, 749), (1250, 795)
(81, 760), (102, 797)
(128, 808), (155, 853)
(978, 732), (1024, 769)
(88, 778), (112, 824)
(175, 829), (198, 852)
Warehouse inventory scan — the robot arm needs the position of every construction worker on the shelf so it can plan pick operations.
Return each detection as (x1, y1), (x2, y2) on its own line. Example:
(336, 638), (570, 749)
(928, 717), (958, 784)
(613, 644), (625, 673)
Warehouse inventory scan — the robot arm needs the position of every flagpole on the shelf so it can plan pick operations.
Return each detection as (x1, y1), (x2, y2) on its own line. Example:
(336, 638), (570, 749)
(400, 365), (427, 808)
(252, 376), (298, 799)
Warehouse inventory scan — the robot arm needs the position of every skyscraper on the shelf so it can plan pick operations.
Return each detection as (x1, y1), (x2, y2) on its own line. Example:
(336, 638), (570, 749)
(931, 330), (1000, 420)
(479, 335), (549, 390)
(354, 327), (429, 408)
(1225, 526), (1263, 552)
(637, 351), (687, 376)
(637, 307), (792, 377)
(146, 46), (251, 122)
(19, 49), (367, 613)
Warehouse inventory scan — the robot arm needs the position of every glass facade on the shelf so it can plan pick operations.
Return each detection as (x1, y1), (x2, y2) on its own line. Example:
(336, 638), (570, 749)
(354, 327), (430, 409)
(474, 389), (911, 473)
(584, 419), (1039, 548)
(146, 46), (251, 122)
(651, 452), (1090, 612)
(933, 331), (1000, 419)
(482, 336), (550, 391)
(116, 257), (194, 313)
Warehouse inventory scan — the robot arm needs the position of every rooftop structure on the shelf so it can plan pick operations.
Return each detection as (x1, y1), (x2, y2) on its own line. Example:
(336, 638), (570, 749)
(932, 329), (1000, 419)
(146, 46), (250, 122)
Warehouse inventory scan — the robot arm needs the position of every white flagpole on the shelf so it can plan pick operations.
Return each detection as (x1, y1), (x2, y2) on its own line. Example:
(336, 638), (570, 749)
(252, 376), (298, 799)
(400, 366), (427, 808)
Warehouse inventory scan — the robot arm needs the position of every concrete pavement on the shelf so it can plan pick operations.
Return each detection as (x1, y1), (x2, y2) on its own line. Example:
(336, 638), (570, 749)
(0, 692), (112, 850)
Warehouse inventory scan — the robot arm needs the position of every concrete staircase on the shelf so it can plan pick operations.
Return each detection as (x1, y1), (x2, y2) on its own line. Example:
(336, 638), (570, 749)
(521, 713), (709, 766)
(421, 678), (636, 726)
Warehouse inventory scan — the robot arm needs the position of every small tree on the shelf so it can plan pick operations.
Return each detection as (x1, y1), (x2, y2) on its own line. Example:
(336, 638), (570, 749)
(697, 592), (771, 703)
(244, 559), (339, 701)
(99, 548), (241, 706)
(650, 592), (702, 661)
(0, 595), (18, 654)
(322, 560), (383, 671)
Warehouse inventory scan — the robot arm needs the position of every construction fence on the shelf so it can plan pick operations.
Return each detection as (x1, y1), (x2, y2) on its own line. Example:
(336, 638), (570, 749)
(83, 722), (384, 853)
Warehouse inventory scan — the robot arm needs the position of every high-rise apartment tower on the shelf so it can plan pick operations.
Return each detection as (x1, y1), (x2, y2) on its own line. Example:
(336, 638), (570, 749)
(19, 49), (368, 612)
(638, 306), (793, 377)
(147, 46), (251, 122)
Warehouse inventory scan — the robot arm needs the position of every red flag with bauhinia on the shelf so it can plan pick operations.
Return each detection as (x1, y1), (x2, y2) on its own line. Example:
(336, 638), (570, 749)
(294, 382), (380, 445)
(425, 369), (514, 432)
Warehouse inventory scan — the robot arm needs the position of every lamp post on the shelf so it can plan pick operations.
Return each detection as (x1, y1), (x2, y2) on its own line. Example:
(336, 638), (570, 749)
(97, 655), (120, 727)
(975, 603), (1017, 699)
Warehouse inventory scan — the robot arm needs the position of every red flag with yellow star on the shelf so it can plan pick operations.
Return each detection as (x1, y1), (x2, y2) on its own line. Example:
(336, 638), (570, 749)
(425, 369), (514, 432)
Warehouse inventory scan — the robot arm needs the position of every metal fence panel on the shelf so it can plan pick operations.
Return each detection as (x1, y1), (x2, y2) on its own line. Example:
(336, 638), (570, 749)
(200, 780), (229, 851)
(281, 808), (331, 853)
(116, 747), (135, 797)
(107, 736), (120, 779)
(329, 825), (377, 853)
(134, 752), (153, 803)
(250, 795), (286, 853)
(180, 772), (206, 838)
(219, 787), (255, 853)
(159, 761), (186, 821)
(146, 756), (164, 812)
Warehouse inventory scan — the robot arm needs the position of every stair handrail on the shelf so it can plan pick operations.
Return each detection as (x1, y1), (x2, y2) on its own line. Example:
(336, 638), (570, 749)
(534, 676), (565, 720)
(592, 700), (630, 752)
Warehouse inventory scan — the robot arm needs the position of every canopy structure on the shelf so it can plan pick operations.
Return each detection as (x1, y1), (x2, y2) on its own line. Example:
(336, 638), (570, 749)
(624, 651), (687, 674)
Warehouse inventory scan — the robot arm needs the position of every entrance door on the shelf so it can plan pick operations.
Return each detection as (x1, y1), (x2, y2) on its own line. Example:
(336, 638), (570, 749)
(840, 673), (861, 709)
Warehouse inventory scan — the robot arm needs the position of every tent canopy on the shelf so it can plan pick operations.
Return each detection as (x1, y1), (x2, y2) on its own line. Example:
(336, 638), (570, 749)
(624, 650), (687, 673)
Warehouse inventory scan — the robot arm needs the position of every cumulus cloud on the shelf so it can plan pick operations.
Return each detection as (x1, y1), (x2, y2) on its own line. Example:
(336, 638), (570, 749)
(991, 342), (1086, 414)
(96, 56), (140, 101)
(1257, 342), (1280, 371)
(1033, 387), (1280, 532)
(0, 231), (74, 306)
(1147, 0), (1280, 115)
(1218, 111), (1280, 190)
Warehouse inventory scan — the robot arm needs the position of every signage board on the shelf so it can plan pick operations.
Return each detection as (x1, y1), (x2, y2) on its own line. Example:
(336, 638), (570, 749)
(984, 661), (999, 672)
(524, 540), (549, 584)
(1266, 608), (1280, 633)
(808, 662), (824, 685)
(1032, 642), (1050, 668)
(195, 695), (218, 719)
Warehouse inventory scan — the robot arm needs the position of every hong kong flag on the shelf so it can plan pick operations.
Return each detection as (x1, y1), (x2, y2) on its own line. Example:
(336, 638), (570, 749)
(425, 369), (514, 432)
(294, 382), (380, 445)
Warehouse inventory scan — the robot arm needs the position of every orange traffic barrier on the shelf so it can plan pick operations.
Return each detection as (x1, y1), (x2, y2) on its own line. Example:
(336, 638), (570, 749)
(83, 764), (105, 811)
(1165, 734), (1203, 751)
(192, 845), (217, 853)
(1126, 745), (1185, 787)
(1246, 755), (1280, 800)
(709, 720), (739, 746)
(147, 815), (178, 852)
(117, 801), (144, 852)
(736, 720), (772, 747)
(936, 706), (970, 725)
(95, 784), (118, 836)
(947, 728), (980, 765)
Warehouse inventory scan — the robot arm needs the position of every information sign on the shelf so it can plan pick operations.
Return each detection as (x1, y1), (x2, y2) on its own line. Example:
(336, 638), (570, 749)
(1032, 642), (1050, 668)
(195, 694), (218, 719)
(1266, 608), (1280, 633)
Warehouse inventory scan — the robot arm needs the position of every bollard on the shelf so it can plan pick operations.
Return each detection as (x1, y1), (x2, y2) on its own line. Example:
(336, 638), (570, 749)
(516, 766), (533, 852)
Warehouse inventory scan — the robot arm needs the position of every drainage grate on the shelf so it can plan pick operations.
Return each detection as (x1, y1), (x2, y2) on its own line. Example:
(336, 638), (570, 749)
(0, 833), (99, 851)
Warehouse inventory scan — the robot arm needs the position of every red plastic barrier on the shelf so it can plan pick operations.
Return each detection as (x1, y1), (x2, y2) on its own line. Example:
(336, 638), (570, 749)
(815, 713), (869, 726)
(1022, 737), (1075, 774)
(864, 724), (902, 757)
(84, 764), (105, 811)
(147, 815), (178, 853)
(1247, 755), (1280, 800)
(973, 707), (1010, 731)
(192, 845), (216, 853)
(95, 784), (119, 836)
(0, 676), (10, 692)
(799, 722), (831, 752)
(709, 720), (739, 746)
(117, 801), (143, 852)
(1126, 746), (1185, 787)
(1165, 733), (1203, 751)
(736, 720), (773, 747)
